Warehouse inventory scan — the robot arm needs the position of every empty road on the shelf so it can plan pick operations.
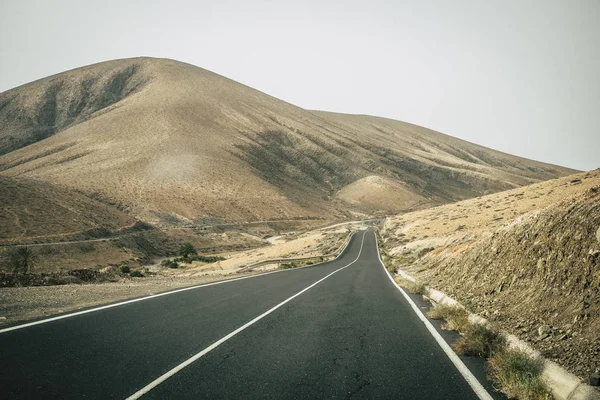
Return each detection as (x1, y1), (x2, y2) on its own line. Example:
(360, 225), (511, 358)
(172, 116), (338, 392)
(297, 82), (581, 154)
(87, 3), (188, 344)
(1, 231), (495, 399)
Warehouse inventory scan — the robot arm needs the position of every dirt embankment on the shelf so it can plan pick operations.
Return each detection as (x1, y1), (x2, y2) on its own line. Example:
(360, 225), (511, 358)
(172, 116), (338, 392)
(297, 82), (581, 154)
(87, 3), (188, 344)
(381, 170), (600, 381)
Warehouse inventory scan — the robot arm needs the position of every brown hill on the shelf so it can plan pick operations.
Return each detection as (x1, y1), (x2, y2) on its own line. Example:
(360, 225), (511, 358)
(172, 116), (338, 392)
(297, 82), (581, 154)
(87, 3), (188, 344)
(0, 57), (577, 226)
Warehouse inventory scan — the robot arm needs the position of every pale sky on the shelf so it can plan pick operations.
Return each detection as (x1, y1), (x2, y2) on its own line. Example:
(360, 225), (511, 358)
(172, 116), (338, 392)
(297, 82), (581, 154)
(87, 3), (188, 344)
(1, 0), (598, 170)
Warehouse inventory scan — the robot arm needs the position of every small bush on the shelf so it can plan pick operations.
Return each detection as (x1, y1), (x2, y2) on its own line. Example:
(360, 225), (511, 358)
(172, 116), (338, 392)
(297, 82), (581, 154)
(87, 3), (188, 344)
(191, 255), (225, 263)
(129, 270), (144, 278)
(67, 269), (102, 282)
(395, 276), (428, 295)
(9, 247), (36, 275)
(488, 349), (550, 400)
(426, 304), (469, 332)
(161, 260), (179, 269)
(178, 243), (197, 258)
(173, 254), (225, 264)
(119, 265), (131, 273)
(454, 323), (507, 358)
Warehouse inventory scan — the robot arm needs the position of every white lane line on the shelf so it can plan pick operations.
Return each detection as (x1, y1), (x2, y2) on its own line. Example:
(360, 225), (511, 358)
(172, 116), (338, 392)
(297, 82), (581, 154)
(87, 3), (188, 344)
(0, 233), (358, 335)
(126, 231), (367, 400)
(373, 232), (493, 400)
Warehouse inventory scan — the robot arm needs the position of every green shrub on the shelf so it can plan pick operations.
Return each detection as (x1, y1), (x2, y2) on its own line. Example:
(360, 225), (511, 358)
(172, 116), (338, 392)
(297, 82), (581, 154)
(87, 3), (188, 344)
(453, 323), (507, 358)
(178, 243), (197, 258)
(161, 259), (179, 269)
(173, 254), (225, 264)
(119, 265), (131, 273)
(192, 255), (225, 263)
(129, 270), (144, 278)
(488, 349), (550, 399)
(9, 247), (36, 275)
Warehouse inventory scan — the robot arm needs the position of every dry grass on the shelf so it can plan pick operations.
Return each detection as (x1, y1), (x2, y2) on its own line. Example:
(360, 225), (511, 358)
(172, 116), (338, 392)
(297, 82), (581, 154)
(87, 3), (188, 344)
(426, 304), (469, 332)
(488, 349), (551, 400)
(453, 323), (507, 358)
(424, 303), (551, 398)
(394, 276), (428, 295)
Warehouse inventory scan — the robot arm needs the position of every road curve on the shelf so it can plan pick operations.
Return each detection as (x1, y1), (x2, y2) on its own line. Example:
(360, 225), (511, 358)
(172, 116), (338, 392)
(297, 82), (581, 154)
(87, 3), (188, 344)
(1, 231), (493, 399)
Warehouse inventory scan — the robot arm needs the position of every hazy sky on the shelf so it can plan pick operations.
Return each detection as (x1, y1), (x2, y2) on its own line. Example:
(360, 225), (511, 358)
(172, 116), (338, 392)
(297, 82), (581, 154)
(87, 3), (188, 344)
(1, 0), (598, 170)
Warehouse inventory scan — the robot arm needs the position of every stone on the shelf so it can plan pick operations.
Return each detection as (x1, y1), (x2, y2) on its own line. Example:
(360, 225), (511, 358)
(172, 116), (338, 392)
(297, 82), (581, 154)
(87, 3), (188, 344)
(596, 227), (600, 243)
(538, 325), (551, 337)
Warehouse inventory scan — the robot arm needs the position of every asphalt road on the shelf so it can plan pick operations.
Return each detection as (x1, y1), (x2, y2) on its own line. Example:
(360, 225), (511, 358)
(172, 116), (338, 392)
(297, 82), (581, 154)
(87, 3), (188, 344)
(0, 231), (495, 399)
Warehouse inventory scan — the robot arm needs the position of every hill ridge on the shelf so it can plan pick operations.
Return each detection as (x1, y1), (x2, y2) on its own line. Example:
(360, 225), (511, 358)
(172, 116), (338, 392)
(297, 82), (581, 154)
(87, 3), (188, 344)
(0, 57), (578, 226)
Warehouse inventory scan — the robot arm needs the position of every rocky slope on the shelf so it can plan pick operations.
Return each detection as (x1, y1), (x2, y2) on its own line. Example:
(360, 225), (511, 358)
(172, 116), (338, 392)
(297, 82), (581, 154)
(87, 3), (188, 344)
(381, 170), (600, 380)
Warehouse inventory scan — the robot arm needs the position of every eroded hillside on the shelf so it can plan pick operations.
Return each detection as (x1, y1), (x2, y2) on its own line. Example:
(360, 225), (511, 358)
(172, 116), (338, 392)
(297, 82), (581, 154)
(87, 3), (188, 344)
(0, 62), (147, 156)
(381, 170), (600, 380)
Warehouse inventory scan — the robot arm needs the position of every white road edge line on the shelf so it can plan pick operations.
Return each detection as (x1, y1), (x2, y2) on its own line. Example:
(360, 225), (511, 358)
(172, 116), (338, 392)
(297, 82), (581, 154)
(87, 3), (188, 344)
(125, 231), (367, 400)
(0, 232), (358, 335)
(373, 232), (494, 400)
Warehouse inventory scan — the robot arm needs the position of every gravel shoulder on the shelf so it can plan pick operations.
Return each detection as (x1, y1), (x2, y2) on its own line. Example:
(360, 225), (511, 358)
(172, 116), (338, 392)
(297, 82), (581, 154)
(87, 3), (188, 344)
(0, 222), (361, 328)
(0, 273), (255, 327)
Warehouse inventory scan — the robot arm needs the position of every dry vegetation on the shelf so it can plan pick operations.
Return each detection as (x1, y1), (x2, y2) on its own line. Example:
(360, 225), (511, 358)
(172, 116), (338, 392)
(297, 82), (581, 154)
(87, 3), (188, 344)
(489, 350), (550, 400)
(397, 276), (551, 399)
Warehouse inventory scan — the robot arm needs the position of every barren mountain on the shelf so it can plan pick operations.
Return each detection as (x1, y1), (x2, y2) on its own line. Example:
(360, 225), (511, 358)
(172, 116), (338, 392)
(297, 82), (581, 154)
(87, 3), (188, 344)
(0, 57), (576, 227)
